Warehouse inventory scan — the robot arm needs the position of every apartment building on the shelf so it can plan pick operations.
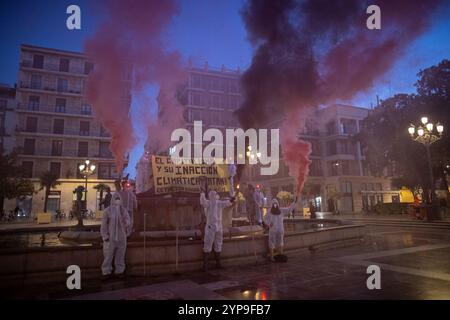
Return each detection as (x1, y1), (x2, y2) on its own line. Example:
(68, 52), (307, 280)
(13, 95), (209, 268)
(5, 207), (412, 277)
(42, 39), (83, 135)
(136, 63), (243, 193)
(12, 44), (123, 217)
(248, 104), (393, 214)
(0, 84), (17, 153)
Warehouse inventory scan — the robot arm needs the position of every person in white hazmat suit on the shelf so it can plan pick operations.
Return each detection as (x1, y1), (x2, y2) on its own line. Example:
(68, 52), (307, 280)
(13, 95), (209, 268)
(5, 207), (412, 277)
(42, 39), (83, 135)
(264, 198), (297, 261)
(100, 192), (131, 279)
(118, 182), (137, 236)
(200, 189), (235, 271)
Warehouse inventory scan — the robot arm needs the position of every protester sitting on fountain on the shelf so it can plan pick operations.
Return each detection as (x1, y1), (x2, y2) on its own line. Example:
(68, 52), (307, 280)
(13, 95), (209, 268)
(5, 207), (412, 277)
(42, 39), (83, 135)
(100, 192), (131, 280)
(265, 197), (297, 261)
(200, 188), (235, 271)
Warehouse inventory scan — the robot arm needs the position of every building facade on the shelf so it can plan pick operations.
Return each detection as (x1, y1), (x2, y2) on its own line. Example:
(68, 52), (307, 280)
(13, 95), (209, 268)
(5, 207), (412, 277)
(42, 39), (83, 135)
(136, 63), (243, 193)
(247, 104), (393, 214)
(0, 84), (17, 153)
(9, 44), (121, 217)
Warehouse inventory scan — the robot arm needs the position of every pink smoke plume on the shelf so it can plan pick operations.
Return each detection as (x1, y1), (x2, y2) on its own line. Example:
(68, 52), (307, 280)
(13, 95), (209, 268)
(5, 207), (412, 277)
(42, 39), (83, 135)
(238, 0), (441, 194)
(281, 113), (312, 195)
(84, 0), (186, 173)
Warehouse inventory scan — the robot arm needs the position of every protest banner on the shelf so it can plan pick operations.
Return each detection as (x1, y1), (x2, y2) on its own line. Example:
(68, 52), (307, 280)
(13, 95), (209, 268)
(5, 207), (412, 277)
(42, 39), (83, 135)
(151, 155), (230, 194)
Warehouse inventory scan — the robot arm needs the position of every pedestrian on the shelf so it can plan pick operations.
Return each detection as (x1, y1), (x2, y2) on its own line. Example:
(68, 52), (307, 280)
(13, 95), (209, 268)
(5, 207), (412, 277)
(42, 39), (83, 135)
(254, 186), (263, 225)
(101, 188), (112, 209)
(200, 189), (235, 271)
(100, 192), (131, 280)
(309, 201), (317, 219)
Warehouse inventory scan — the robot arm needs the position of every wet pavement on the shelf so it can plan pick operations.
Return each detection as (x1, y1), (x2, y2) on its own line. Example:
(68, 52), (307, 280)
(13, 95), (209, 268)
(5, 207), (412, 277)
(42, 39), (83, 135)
(3, 224), (450, 300)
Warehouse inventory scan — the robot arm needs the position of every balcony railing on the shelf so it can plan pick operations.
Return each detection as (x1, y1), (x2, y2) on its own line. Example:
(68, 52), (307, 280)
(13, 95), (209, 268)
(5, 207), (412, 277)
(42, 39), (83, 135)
(19, 81), (83, 95)
(17, 148), (114, 159)
(16, 126), (111, 139)
(21, 60), (88, 76)
(17, 103), (94, 117)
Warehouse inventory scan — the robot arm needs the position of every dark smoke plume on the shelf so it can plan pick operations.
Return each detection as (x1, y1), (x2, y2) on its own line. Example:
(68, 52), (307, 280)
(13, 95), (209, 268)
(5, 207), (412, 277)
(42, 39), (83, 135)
(238, 0), (440, 194)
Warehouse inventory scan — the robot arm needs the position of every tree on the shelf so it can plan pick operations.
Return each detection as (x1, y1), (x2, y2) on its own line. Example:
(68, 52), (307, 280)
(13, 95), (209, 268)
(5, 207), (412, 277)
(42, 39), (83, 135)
(39, 172), (60, 213)
(94, 183), (110, 210)
(356, 60), (450, 203)
(0, 148), (35, 212)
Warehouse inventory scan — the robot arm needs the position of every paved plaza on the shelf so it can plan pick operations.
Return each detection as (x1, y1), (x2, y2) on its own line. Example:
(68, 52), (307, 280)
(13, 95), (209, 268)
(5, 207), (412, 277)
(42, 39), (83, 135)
(3, 220), (449, 300)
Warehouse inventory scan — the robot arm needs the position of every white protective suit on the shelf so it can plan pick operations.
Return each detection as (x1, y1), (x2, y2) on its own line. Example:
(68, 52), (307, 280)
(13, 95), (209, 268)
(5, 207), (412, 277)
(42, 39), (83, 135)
(100, 192), (131, 275)
(264, 199), (295, 249)
(118, 189), (137, 236)
(200, 190), (233, 253)
(254, 189), (263, 224)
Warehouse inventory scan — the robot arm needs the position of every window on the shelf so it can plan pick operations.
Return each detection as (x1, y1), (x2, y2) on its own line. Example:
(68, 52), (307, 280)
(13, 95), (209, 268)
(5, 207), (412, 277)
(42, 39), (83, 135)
(340, 118), (357, 134)
(57, 78), (68, 92)
(24, 139), (35, 155)
(51, 140), (63, 156)
(98, 163), (119, 179)
(0, 111), (5, 135)
(49, 162), (61, 178)
(341, 181), (352, 194)
(211, 95), (220, 108)
(55, 98), (66, 113)
(326, 121), (336, 135)
(229, 80), (238, 93)
(22, 161), (34, 178)
(25, 117), (38, 132)
(341, 161), (350, 175)
(78, 141), (88, 157)
(309, 160), (322, 176)
(326, 141), (337, 155)
(53, 119), (64, 134)
(229, 96), (239, 109)
(338, 140), (355, 155)
(201, 77), (210, 90)
(31, 75), (42, 89)
(33, 54), (44, 69)
(84, 62), (94, 75)
(329, 161), (339, 176)
(28, 96), (40, 110)
(375, 183), (382, 191)
(81, 104), (91, 115)
(100, 126), (110, 137)
(79, 121), (90, 136)
(191, 92), (201, 106)
(99, 142), (112, 158)
(191, 75), (201, 88)
(0, 99), (6, 109)
(59, 58), (69, 72)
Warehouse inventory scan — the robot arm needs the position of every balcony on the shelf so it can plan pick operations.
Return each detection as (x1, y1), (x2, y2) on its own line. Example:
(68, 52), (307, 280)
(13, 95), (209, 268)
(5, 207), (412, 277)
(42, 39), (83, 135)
(17, 148), (115, 160)
(19, 81), (83, 96)
(16, 103), (94, 118)
(21, 60), (87, 76)
(16, 126), (111, 140)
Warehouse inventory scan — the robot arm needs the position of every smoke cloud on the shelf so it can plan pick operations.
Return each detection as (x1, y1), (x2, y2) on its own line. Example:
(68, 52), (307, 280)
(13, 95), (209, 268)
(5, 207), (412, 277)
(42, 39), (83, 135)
(84, 0), (186, 173)
(238, 0), (440, 194)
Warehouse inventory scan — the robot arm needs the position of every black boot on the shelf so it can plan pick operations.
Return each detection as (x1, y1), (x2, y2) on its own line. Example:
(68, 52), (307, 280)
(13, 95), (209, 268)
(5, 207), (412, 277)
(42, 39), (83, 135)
(214, 251), (224, 269)
(203, 252), (210, 272)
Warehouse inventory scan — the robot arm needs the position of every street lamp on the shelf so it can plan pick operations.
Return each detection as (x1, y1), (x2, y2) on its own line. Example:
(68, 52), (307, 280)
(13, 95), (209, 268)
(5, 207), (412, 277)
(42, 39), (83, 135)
(78, 159), (96, 215)
(408, 117), (444, 204)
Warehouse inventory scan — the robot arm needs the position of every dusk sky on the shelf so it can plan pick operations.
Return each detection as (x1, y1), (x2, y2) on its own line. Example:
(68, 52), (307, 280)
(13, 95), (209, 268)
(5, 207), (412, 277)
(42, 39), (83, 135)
(1, 0), (449, 177)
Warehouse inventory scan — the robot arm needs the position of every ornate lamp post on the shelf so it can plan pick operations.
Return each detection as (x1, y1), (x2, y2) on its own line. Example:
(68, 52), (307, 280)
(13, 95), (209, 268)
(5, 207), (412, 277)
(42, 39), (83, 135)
(78, 159), (96, 220)
(408, 116), (444, 204)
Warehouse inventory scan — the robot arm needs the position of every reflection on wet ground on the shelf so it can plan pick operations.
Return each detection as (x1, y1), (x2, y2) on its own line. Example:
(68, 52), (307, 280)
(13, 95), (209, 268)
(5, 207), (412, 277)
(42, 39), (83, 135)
(4, 224), (450, 299)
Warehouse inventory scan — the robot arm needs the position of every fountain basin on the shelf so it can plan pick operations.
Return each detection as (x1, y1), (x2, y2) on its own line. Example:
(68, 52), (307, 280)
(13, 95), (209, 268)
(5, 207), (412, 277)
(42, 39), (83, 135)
(0, 220), (365, 288)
